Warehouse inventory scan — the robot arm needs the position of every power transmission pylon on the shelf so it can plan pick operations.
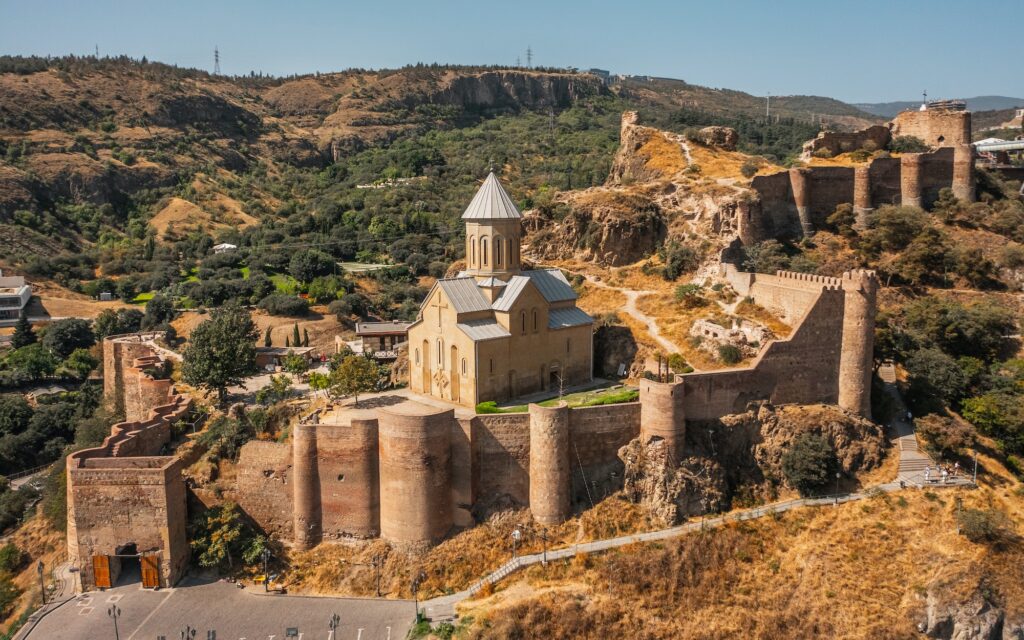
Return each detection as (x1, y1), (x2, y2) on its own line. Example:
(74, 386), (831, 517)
(526, 46), (533, 69)
(214, 46), (221, 75)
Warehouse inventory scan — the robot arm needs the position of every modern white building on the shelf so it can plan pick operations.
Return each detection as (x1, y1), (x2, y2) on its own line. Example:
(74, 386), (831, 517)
(212, 243), (238, 254)
(0, 270), (31, 321)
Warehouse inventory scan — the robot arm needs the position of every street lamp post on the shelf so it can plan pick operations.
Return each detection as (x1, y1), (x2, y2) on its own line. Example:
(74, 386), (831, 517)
(328, 613), (340, 640)
(181, 626), (197, 640)
(511, 527), (522, 559)
(540, 528), (548, 567)
(108, 605), (122, 640)
(412, 571), (425, 621)
(262, 547), (271, 593)
(36, 561), (45, 605)
(835, 471), (841, 503)
(372, 555), (382, 598)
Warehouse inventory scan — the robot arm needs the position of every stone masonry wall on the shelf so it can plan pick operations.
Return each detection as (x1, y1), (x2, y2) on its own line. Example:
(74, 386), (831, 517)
(235, 441), (293, 539)
(568, 403), (641, 504)
(471, 413), (531, 507)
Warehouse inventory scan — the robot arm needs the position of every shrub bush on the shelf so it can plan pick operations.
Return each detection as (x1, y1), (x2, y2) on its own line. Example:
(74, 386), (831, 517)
(956, 508), (1011, 544)
(781, 433), (837, 497)
(717, 344), (742, 365)
(258, 294), (309, 317)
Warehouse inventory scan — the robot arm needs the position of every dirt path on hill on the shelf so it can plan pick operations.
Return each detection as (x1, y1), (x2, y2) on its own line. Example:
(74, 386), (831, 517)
(575, 272), (685, 356)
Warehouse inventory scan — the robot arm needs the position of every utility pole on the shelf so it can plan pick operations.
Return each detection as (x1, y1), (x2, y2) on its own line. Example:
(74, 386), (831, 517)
(515, 56), (521, 68)
(95, 44), (99, 58)
(540, 528), (548, 566)
(328, 613), (340, 640)
(214, 46), (221, 75)
(108, 606), (122, 640)
(766, 92), (771, 119)
(262, 547), (271, 592)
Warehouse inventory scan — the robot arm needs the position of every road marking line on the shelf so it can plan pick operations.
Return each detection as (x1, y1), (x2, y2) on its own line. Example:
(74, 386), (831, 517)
(124, 588), (175, 640)
(356, 629), (363, 640)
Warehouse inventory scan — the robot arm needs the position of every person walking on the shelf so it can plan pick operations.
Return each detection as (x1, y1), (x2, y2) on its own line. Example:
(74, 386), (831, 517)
(924, 466), (931, 483)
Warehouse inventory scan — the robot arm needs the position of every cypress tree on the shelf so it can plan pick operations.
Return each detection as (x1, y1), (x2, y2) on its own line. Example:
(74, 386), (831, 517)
(264, 326), (272, 347)
(303, 328), (310, 347)
(292, 323), (301, 347)
(11, 312), (36, 349)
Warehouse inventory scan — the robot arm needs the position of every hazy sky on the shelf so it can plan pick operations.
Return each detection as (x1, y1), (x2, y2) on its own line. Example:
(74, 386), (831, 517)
(2, 0), (1021, 103)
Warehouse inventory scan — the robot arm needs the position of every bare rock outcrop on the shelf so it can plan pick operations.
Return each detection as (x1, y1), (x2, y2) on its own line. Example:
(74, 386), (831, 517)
(697, 126), (739, 150)
(620, 403), (887, 523)
(920, 584), (1021, 640)
(607, 111), (680, 185)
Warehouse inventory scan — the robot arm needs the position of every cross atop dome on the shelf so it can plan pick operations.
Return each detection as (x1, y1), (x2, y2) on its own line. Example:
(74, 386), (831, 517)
(461, 172), (522, 220)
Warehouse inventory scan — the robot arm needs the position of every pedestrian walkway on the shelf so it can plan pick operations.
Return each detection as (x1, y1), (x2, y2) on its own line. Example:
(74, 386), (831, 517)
(421, 363), (977, 622)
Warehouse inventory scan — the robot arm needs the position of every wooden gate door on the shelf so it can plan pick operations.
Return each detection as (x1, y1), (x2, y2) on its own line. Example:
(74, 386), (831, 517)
(140, 555), (160, 589)
(92, 555), (111, 589)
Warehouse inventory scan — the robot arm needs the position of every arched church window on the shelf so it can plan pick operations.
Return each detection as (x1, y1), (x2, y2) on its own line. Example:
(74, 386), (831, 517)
(489, 358), (494, 374)
(437, 339), (443, 366)
(495, 236), (503, 266)
(532, 309), (538, 332)
(470, 236), (476, 267)
(481, 237), (489, 266)
(521, 311), (527, 335)
(462, 358), (467, 375)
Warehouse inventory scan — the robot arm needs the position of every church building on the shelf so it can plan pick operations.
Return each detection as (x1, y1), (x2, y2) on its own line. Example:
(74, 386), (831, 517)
(407, 173), (594, 407)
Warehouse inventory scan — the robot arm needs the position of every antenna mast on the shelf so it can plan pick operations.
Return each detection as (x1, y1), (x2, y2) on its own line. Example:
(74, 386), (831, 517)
(214, 46), (221, 75)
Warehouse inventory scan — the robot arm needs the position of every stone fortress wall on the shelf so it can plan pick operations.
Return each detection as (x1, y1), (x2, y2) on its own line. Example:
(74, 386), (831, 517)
(743, 109), (975, 243)
(235, 266), (878, 549)
(67, 334), (192, 591)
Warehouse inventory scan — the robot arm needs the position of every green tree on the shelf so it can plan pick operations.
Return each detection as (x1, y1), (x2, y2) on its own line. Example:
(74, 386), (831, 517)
(291, 323), (301, 347)
(329, 355), (381, 407)
(306, 275), (347, 304)
(915, 414), (976, 460)
(906, 347), (967, 410)
(255, 375), (292, 406)
(60, 348), (99, 379)
(308, 371), (330, 397)
(303, 328), (310, 347)
(742, 240), (790, 274)
(827, 203), (857, 237)
(781, 432), (837, 497)
(0, 573), (20, 618)
(10, 313), (35, 349)
(717, 344), (743, 365)
(0, 543), (25, 573)
(189, 502), (246, 569)
(6, 344), (58, 380)
(288, 249), (335, 283)
(674, 284), (705, 308)
(282, 354), (308, 377)
(181, 305), (259, 403)
(42, 318), (95, 359)
(141, 294), (176, 330)
(93, 308), (144, 339)
(263, 326), (272, 347)
(0, 396), (32, 437)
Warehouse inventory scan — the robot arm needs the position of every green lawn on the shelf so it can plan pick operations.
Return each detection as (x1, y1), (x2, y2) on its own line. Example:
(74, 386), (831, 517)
(131, 292), (155, 304)
(476, 386), (639, 414)
(270, 273), (300, 294)
(240, 266), (251, 280)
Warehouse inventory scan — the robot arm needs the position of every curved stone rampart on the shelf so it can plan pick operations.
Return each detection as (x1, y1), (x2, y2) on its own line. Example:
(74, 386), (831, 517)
(528, 403), (571, 525)
(317, 418), (380, 540)
(378, 407), (454, 547)
(838, 270), (879, 418)
(292, 422), (321, 550)
(900, 153), (924, 208)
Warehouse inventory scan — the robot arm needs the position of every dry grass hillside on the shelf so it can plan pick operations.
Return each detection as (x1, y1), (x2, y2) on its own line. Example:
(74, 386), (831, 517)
(459, 482), (1024, 639)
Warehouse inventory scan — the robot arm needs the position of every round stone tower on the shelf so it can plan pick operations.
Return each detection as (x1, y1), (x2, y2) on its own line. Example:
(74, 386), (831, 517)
(789, 168), (814, 237)
(462, 172), (522, 280)
(639, 379), (686, 462)
(853, 165), (872, 230)
(528, 403), (571, 525)
(900, 154), (924, 208)
(952, 144), (975, 202)
(838, 270), (879, 418)
(292, 422), (321, 550)
(378, 407), (453, 547)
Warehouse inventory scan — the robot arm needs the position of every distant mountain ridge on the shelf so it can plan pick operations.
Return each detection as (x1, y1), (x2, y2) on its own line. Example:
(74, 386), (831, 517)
(854, 95), (1024, 118)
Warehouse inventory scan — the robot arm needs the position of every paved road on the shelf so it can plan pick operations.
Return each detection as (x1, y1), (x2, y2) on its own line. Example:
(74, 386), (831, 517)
(26, 577), (414, 640)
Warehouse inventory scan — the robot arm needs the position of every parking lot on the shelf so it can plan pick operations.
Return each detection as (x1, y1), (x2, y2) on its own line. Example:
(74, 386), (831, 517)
(27, 577), (414, 640)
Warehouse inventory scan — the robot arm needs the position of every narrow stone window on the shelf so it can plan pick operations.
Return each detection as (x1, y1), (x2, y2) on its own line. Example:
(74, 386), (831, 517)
(490, 358), (494, 373)
(462, 358), (467, 375)
(521, 311), (527, 335)
(337, 474), (345, 481)
(414, 348), (420, 365)
(482, 237), (489, 266)
(495, 236), (503, 266)
(470, 236), (476, 267)
(532, 309), (538, 332)
(566, 338), (570, 354)
(437, 339), (443, 366)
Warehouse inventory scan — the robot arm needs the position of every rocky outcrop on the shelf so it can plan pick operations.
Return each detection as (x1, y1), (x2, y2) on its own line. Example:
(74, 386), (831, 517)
(697, 126), (739, 150)
(608, 111), (678, 184)
(525, 199), (666, 267)
(149, 93), (262, 136)
(620, 403), (887, 523)
(619, 437), (728, 526)
(920, 584), (1022, 640)
(427, 71), (605, 112)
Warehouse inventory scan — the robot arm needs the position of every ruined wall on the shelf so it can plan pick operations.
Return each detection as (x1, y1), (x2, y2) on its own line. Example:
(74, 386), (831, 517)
(890, 109), (971, 147)
(313, 419), (380, 540)
(66, 457), (188, 590)
(235, 441), (292, 538)
(471, 413), (531, 507)
(802, 125), (891, 158)
(125, 355), (173, 423)
(103, 333), (163, 414)
(568, 402), (641, 503)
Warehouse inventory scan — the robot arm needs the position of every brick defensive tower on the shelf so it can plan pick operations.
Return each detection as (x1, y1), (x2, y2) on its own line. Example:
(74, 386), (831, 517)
(952, 144), (975, 202)
(900, 154), (924, 208)
(292, 422), (321, 550)
(639, 379), (686, 462)
(853, 165), (872, 230)
(789, 167), (814, 237)
(528, 403), (571, 525)
(838, 270), (878, 418)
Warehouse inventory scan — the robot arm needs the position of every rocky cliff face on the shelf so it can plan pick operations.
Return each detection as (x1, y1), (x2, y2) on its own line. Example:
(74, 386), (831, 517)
(424, 71), (605, 111)
(921, 584), (1023, 640)
(620, 403), (888, 525)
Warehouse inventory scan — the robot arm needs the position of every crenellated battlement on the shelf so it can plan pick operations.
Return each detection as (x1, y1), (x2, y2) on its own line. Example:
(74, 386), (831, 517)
(771, 270), (843, 289)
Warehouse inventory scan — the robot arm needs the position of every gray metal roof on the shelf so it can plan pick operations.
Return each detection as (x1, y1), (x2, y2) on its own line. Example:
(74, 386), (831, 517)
(491, 275), (530, 311)
(461, 173), (522, 220)
(477, 277), (507, 288)
(436, 278), (491, 313)
(355, 321), (413, 335)
(457, 319), (511, 341)
(548, 307), (593, 329)
(521, 269), (577, 302)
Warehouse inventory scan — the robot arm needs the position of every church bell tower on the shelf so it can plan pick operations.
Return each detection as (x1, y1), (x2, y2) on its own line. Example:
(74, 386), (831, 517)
(462, 172), (522, 281)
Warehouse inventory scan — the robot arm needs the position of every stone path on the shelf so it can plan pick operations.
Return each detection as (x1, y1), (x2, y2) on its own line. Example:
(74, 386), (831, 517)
(577, 272), (686, 357)
(420, 365), (973, 621)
